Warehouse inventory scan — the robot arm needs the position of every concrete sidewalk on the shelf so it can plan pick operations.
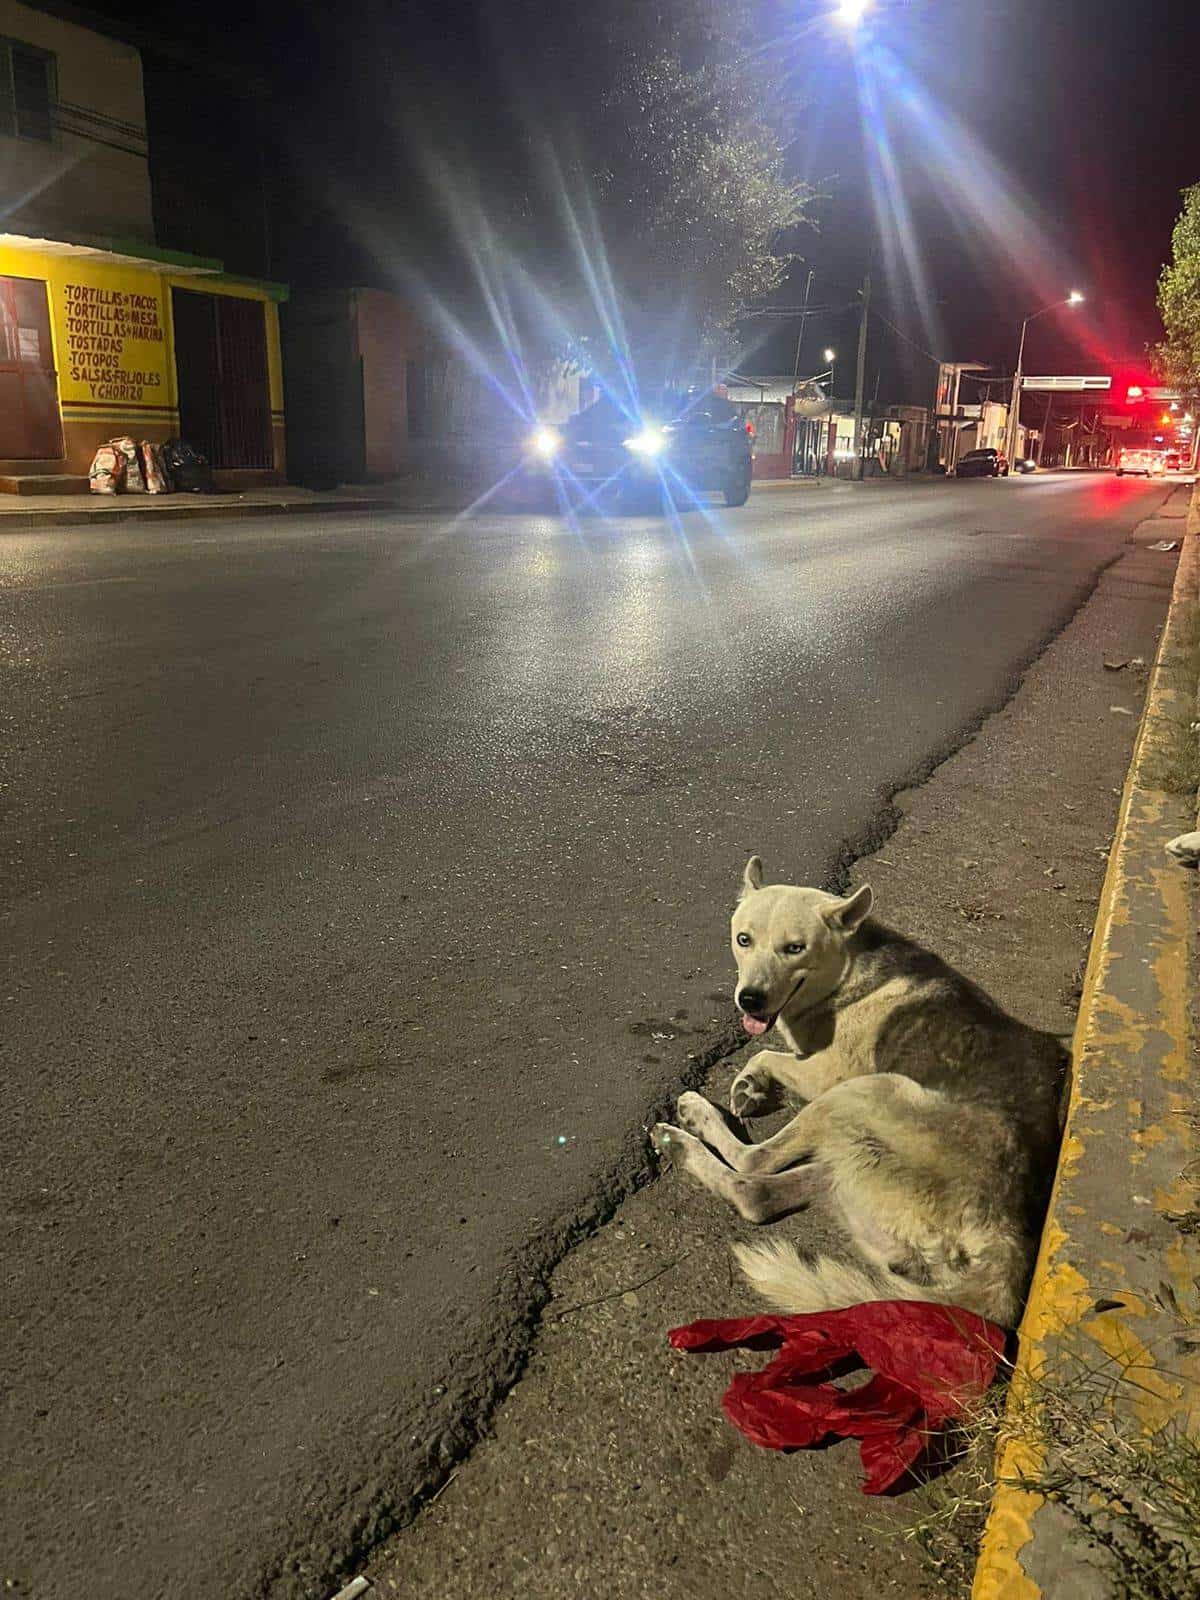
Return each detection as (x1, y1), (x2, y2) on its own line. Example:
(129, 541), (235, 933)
(0, 477), (466, 529)
(974, 485), (1200, 1599)
(338, 499), (1183, 1600)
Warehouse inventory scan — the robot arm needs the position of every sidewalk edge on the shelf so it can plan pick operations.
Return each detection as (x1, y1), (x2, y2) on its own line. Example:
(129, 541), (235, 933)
(970, 486), (1200, 1599)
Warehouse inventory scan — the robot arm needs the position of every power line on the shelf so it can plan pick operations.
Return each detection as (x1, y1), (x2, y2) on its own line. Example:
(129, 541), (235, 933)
(740, 302), (858, 319)
(868, 307), (944, 367)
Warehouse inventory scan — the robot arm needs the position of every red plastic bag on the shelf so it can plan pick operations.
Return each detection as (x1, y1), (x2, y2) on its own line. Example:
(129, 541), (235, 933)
(669, 1301), (1007, 1494)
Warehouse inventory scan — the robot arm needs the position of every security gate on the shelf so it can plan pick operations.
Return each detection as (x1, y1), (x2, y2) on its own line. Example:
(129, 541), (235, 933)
(0, 274), (63, 460)
(172, 288), (272, 469)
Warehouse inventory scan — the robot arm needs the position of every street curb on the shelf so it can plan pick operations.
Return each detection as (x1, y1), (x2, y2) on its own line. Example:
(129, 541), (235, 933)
(0, 495), (398, 530)
(971, 486), (1200, 1598)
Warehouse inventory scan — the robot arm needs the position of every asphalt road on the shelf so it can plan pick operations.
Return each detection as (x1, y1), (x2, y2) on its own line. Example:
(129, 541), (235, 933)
(1, 472), (1172, 1599)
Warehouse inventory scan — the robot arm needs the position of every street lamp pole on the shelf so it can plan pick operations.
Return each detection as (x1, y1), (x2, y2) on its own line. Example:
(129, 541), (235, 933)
(1004, 292), (1084, 470)
(1004, 316), (1030, 470)
(851, 269), (871, 481)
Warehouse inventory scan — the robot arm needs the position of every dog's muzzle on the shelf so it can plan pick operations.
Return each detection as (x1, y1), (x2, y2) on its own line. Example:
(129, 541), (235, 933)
(736, 975), (805, 1036)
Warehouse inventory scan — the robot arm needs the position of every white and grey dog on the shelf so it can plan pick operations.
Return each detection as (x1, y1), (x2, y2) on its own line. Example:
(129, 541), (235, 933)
(652, 857), (1069, 1327)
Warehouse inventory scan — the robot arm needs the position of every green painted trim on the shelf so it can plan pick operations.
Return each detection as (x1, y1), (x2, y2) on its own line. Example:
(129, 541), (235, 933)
(196, 273), (290, 303)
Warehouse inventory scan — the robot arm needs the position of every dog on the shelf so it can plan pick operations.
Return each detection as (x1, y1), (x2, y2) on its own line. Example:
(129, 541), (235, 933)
(651, 857), (1069, 1327)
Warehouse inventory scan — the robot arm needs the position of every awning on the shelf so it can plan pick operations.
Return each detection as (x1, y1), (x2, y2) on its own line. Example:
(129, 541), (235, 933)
(0, 229), (288, 301)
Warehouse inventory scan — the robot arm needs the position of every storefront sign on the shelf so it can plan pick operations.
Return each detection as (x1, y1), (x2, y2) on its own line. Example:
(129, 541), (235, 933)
(59, 279), (168, 404)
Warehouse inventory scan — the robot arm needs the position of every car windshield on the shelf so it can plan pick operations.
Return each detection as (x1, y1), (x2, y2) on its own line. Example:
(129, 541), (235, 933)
(565, 388), (735, 435)
(965, 450), (992, 459)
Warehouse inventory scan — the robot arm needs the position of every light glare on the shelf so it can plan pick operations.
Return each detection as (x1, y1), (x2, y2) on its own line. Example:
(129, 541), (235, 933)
(835, 0), (871, 24)
(624, 425), (667, 457)
(530, 426), (561, 459)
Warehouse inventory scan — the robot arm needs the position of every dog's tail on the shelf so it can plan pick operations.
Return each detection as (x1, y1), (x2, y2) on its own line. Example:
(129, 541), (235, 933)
(732, 1238), (939, 1315)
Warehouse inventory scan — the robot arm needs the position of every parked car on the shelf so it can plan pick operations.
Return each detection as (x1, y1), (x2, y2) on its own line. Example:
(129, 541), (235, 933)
(1014, 457), (1038, 474)
(955, 447), (1009, 478)
(524, 388), (754, 508)
(1163, 450), (1182, 471)
(1115, 448), (1166, 477)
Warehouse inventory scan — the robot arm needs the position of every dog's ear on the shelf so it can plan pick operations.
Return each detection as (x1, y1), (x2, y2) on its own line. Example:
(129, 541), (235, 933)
(823, 883), (873, 933)
(739, 855), (764, 900)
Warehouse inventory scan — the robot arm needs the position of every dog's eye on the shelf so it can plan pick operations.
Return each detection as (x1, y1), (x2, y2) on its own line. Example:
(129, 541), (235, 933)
(736, 932), (752, 948)
(783, 942), (807, 956)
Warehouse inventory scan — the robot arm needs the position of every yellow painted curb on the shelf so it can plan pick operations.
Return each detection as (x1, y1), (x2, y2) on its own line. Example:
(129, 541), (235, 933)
(971, 486), (1200, 1599)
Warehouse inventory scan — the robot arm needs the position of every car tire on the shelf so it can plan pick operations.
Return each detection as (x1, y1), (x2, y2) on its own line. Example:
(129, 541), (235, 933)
(724, 462), (752, 507)
(1116, 469), (1124, 477)
(1000, 467), (1010, 477)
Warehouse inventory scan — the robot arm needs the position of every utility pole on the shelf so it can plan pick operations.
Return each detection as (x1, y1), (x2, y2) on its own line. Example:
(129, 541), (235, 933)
(791, 269), (815, 391)
(851, 270), (871, 481)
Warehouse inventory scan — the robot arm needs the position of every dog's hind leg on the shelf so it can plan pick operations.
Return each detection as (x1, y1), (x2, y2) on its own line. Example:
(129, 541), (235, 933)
(651, 1122), (821, 1222)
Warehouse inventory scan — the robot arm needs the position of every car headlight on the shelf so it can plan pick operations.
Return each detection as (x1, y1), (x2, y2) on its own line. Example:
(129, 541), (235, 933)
(529, 426), (561, 459)
(623, 425), (667, 457)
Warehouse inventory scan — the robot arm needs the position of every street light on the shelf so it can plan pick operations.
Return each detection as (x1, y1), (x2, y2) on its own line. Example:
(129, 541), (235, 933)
(834, 0), (872, 24)
(1005, 291), (1085, 470)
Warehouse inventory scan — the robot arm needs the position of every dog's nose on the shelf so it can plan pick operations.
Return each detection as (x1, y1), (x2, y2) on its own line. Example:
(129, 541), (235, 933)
(737, 987), (768, 1016)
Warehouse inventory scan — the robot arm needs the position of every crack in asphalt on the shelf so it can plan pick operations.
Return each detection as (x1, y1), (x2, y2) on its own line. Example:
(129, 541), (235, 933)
(270, 544), (1136, 1600)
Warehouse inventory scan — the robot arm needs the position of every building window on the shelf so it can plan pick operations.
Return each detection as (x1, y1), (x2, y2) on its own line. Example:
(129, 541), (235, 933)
(0, 38), (56, 142)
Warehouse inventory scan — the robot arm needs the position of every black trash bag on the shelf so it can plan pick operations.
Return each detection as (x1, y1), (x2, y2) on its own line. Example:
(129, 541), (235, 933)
(161, 438), (215, 494)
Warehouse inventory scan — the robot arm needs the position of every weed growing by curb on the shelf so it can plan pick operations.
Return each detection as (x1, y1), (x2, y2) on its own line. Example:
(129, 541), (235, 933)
(900, 1338), (1200, 1598)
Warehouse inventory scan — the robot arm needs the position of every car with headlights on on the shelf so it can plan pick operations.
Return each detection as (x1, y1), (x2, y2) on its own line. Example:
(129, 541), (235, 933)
(1115, 448), (1166, 477)
(525, 388), (754, 509)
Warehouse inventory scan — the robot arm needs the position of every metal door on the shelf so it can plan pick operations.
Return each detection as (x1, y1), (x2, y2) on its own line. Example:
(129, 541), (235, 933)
(172, 288), (272, 469)
(0, 275), (63, 460)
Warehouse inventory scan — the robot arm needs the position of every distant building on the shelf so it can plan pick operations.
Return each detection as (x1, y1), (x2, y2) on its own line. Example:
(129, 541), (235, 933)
(0, 0), (287, 488)
(723, 375), (929, 479)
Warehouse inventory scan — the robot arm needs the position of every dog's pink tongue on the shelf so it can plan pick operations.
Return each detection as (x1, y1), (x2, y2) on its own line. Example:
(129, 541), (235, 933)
(741, 1014), (769, 1036)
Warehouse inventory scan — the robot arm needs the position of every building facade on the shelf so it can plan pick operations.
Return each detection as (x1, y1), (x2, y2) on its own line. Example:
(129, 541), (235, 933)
(0, 0), (286, 488)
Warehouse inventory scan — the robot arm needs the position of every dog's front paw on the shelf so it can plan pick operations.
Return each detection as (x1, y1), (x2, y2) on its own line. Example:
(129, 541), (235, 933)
(651, 1121), (702, 1165)
(676, 1090), (714, 1137)
(651, 1121), (682, 1159)
(730, 1065), (782, 1119)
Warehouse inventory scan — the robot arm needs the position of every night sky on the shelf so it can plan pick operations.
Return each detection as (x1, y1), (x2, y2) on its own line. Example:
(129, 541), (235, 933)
(64, 0), (1200, 399)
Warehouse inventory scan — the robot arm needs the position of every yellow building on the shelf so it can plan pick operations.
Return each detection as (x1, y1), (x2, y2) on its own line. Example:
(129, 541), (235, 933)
(0, 1), (286, 489)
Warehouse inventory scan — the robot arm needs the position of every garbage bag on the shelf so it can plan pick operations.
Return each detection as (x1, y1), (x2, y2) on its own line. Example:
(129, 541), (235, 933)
(161, 438), (214, 494)
(88, 444), (125, 495)
(139, 441), (169, 495)
(109, 436), (145, 493)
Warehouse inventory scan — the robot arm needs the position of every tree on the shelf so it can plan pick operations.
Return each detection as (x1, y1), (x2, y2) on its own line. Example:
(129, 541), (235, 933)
(577, 2), (812, 376)
(1156, 183), (1200, 391)
(395, 0), (814, 397)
